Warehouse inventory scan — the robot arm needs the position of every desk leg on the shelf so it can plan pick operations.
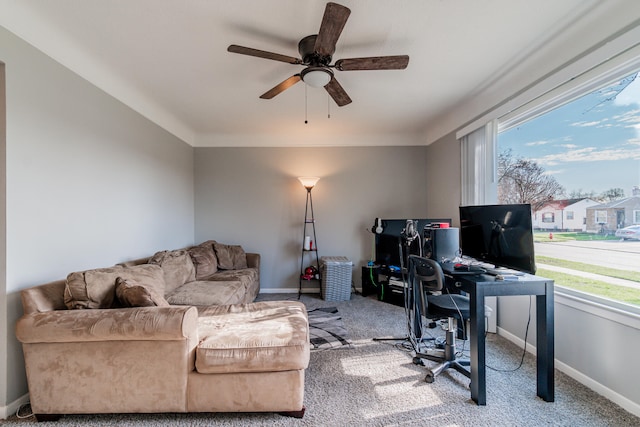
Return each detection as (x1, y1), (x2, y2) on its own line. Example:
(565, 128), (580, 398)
(536, 281), (555, 402)
(469, 288), (486, 405)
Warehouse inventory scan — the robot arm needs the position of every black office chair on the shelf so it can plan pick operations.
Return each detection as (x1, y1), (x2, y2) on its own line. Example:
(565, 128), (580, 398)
(408, 255), (471, 383)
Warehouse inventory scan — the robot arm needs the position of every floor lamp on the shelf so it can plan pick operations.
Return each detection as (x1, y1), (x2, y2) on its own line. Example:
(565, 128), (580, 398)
(298, 177), (321, 298)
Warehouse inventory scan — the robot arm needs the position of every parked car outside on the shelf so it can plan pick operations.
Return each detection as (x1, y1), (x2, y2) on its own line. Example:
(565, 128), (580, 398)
(615, 225), (640, 240)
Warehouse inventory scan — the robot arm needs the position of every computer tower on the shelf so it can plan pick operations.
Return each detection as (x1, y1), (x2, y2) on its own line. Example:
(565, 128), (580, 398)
(423, 227), (460, 263)
(361, 266), (380, 297)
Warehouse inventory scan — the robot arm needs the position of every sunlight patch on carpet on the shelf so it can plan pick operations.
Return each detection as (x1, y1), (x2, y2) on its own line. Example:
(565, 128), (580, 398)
(308, 307), (352, 350)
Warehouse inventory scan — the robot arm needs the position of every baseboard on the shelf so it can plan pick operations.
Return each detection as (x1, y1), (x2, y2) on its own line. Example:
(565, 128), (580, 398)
(259, 288), (320, 294)
(1, 393), (29, 420)
(497, 327), (640, 418)
(259, 287), (362, 295)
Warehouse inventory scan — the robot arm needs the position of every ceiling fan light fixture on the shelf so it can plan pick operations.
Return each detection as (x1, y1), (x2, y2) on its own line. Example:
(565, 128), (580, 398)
(301, 67), (332, 88)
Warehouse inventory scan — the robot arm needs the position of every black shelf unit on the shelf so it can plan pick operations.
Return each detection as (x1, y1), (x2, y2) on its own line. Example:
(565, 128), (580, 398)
(299, 187), (321, 298)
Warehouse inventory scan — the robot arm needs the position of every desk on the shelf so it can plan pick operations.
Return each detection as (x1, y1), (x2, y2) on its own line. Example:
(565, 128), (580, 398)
(449, 273), (554, 405)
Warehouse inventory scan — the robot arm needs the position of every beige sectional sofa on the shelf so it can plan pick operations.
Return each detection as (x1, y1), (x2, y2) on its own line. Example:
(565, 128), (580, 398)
(15, 240), (310, 420)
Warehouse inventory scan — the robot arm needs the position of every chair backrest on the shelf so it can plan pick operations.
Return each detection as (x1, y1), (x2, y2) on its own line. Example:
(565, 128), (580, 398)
(408, 255), (444, 293)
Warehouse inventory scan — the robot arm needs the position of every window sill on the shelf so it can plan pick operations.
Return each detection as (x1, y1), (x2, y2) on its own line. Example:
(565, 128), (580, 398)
(555, 286), (640, 330)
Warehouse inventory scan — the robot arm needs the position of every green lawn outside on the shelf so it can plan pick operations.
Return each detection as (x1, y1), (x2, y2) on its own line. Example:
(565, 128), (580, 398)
(536, 256), (640, 282)
(534, 231), (619, 243)
(536, 267), (640, 306)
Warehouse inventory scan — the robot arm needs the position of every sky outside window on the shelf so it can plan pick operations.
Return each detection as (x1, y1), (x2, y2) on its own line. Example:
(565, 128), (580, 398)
(499, 72), (640, 197)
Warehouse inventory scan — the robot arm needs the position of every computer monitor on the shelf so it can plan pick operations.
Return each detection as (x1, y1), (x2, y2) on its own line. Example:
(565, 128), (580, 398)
(459, 204), (536, 274)
(374, 218), (451, 268)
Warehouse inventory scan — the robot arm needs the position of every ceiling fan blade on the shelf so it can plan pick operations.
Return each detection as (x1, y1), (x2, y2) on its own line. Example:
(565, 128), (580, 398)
(324, 76), (352, 107)
(335, 55), (410, 71)
(260, 74), (302, 99)
(228, 45), (302, 65)
(314, 2), (351, 58)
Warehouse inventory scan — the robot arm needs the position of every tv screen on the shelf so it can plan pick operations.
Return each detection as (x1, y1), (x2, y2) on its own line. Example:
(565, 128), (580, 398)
(374, 218), (451, 268)
(459, 204), (536, 274)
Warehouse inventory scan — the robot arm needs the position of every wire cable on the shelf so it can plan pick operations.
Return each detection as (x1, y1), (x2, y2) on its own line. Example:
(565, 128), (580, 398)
(487, 295), (532, 372)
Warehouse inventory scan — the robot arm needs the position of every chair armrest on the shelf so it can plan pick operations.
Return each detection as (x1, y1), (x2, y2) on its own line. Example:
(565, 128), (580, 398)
(16, 306), (198, 344)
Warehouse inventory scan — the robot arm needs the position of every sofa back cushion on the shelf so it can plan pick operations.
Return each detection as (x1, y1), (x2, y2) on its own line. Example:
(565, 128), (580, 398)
(188, 242), (218, 280)
(64, 264), (166, 309)
(213, 242), (248, 270)
(148, 249), (196, 294)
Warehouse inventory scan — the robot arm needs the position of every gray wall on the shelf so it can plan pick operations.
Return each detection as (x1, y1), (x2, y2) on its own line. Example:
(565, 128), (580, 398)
(1, 61), (7, 413)
(424, 131), (460, 224)
(194, 146), (430, 292)
(1, 27), (195, 411)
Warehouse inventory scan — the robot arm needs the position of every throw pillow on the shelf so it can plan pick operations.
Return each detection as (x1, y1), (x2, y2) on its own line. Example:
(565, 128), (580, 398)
(188, 244), (218, 279)
(115, 278), (155, 307)
(148, 249), (196, 293)
(65, 266), (124, 309)
(213, 242), (248, 270)
(64, 264), (167, 310)
(115, 277), (170, 307)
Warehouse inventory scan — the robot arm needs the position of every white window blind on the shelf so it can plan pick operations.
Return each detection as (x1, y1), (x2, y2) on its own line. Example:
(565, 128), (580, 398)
(459, 120), (497, 206)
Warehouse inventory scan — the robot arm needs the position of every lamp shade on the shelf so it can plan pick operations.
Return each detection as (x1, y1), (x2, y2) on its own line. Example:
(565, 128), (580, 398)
(298, 176), (320, 189)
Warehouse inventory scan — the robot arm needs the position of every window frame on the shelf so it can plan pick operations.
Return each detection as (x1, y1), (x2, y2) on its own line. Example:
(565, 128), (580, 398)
(493, 48), (640, 320)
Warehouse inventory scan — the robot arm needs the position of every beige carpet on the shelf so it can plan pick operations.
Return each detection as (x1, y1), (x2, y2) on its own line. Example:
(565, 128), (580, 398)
(3, 293), (639, 426)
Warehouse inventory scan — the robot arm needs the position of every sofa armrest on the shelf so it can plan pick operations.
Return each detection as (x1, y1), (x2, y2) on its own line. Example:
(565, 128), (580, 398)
(246, 253), (260, 269)
(16, 306), (198, 344)
(21, 280), (67, 314)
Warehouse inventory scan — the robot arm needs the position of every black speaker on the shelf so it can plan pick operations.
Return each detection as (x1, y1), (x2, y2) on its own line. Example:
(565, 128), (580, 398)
(423, 227), (460, 262)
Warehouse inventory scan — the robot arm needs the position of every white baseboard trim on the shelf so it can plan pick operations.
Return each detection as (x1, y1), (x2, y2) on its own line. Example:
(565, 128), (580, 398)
(497, 327), (640, 418)
(259, 288), (320, 294)
(260, 287), (362, 295)
(1, 393), (29, 420)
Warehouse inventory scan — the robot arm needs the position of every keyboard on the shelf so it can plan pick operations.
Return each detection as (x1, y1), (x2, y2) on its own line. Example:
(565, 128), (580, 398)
(440, 261), (486, 275)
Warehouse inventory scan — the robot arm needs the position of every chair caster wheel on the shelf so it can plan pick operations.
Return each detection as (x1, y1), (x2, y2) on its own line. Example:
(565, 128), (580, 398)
(425, 373), (435, 383)
(413, 357), (424, 366)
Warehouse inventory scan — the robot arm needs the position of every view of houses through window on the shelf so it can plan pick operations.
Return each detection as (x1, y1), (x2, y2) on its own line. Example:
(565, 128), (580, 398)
(498, 71), (640, 308)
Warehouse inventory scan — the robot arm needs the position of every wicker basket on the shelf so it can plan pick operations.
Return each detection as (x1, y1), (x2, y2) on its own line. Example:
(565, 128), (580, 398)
(320, 256), (353, 301)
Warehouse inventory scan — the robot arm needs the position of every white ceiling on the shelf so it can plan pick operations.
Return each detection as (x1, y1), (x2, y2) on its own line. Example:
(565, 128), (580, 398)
(1, 0), (639, 147)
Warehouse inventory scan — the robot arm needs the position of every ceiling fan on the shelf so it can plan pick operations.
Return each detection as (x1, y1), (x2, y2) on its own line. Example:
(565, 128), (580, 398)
(227, 2), (409, 107)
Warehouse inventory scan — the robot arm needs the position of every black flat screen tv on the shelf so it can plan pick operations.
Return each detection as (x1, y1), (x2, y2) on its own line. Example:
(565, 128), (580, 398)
(459, 204), (536, 274)
(374, 218), (451, 268)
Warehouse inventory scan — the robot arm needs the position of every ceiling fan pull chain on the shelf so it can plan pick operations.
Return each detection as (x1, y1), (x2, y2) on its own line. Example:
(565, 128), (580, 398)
(305, 84), (308, 124)
(328, 93), (331, 119)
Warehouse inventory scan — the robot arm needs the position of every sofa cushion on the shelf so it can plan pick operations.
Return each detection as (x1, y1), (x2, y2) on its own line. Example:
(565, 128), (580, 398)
(195, 301), (310, 374)
(65, 266), (123, 309)
(115, 277), (170, 307)
(188, 244), (218, 280)
(64, 264), (166, 310)
(213, 242), (247, 270)
(201, 267), (258, 288)
(148, 249), (196, 294)
(165, 280), (250, 306)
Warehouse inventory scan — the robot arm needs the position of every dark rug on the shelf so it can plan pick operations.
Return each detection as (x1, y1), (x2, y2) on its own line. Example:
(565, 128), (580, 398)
(307, 307), (352, 350)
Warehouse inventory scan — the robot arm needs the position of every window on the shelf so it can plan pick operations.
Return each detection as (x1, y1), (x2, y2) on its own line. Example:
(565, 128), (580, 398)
(498, 70), (640, 309)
